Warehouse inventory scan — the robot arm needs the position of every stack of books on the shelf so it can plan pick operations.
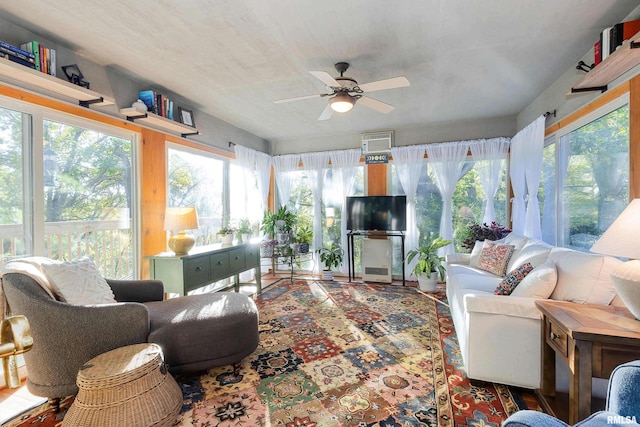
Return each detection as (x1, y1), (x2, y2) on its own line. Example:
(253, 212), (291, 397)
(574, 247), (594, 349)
(20, 40), (56, 76)
(594, 19), (640, 66)
(138, 90), (174, 119)
(0, 40), (36, 69)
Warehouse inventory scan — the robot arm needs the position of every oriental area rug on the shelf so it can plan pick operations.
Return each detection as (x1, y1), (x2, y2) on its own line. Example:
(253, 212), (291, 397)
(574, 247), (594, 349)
(6, 279), (533, 427)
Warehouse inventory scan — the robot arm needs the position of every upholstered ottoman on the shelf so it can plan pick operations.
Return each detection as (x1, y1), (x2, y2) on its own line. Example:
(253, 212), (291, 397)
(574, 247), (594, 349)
(145, 292), (259, 374)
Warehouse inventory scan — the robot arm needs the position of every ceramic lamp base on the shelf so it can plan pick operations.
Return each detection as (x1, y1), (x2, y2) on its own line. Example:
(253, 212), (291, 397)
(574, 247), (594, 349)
(611, 260), (640, 320)
(168, 231), (195, 255)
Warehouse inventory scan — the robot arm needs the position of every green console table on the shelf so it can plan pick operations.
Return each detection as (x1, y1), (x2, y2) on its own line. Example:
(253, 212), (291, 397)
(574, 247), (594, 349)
(146, 243), (261, 296)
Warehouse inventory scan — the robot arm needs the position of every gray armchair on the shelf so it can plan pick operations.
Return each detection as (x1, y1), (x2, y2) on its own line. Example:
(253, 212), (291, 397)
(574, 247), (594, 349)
(1, 270), (259, 409)
(503, 360), (640, 426)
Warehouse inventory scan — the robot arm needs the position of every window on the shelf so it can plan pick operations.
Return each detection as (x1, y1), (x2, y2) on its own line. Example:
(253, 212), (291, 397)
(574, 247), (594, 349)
(43, 119), (136, 278)
(0, 97), (138, 278)
(167, 145), (224, 244)
(0, 106), (28, 262)
(540, 101), (629, 250)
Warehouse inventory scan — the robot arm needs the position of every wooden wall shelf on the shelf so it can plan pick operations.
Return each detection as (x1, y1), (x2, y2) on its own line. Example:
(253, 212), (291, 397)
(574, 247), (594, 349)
(120, 107), (199, 137)
(571, 30), (640, 94)
(0, 58), (114, 107)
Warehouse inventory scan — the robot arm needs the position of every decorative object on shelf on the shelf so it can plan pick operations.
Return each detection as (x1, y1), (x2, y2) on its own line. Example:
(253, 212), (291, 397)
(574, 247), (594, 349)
(317, 242), (344, 281)
(0, 315), (33, 389)
(406, 235), (451, 291)
(591, 199), (640, 320)
(178, 106), (195, 127)
(164, 207), (199, 256)
(131, 99), (148, 113)
(576, 60), (594, 73)
(61, 64), (89, 89)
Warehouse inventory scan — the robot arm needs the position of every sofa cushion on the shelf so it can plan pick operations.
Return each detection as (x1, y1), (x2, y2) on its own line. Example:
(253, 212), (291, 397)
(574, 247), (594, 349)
(469, 240), (484, 267)
(503, 233), (529, 250)
(506, 240), (552, 272)
(548, 249), (620, 305)
(510, 261), (557, 299)
(494, 262), (534, 295)
(477, 241), (515, 276)
(41, 258), (116, 305)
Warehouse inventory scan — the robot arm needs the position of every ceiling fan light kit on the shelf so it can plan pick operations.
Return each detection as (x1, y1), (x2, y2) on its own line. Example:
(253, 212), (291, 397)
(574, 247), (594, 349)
(329, 92), (355, 113)
(274, 62), (410, 120)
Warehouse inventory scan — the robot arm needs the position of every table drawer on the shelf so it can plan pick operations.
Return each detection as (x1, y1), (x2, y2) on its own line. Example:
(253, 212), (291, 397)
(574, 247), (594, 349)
(245, 244), (259, 266)
(546, 318), (568, 358)
(229, 247), (246, 272)
(210, 252), (230, 278)
(183, 256), (211, 287)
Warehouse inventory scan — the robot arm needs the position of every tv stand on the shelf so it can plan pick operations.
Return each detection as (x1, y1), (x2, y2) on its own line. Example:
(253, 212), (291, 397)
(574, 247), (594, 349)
(346, 230), (405, 286)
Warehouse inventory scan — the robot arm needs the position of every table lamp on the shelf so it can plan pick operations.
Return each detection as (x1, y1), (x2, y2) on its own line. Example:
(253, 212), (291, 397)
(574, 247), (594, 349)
(164, 207), (199, 255)
(591, 198), (640, 320)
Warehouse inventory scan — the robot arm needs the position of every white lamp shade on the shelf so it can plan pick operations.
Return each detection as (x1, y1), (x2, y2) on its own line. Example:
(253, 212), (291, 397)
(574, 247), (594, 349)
(329, 93), (355, 113)
(164, 207), (199, 231)
(591, 199), (640, 259)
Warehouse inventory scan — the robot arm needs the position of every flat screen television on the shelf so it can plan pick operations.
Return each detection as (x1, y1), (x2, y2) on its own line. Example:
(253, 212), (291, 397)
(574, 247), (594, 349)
(346, 196), (407, 231)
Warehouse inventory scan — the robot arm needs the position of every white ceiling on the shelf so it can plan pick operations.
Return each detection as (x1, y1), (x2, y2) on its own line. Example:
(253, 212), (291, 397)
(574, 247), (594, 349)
(0, 0), (638, 147)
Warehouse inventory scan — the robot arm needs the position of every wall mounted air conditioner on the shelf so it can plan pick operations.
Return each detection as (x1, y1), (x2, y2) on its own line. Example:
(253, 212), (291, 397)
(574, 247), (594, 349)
(361, 238), (392, 283)
(361, 130), (394, 155)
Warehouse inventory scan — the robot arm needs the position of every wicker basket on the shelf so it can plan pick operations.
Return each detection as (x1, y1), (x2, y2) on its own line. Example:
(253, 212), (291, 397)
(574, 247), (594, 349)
(62, 343), (182, 427)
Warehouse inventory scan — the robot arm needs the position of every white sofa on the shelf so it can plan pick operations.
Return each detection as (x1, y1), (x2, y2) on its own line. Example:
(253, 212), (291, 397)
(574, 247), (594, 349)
(445, 233), (624, 389)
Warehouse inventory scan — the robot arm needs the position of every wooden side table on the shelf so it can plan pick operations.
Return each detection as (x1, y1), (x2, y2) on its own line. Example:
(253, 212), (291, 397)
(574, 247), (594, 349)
(535, 300), (640, 424)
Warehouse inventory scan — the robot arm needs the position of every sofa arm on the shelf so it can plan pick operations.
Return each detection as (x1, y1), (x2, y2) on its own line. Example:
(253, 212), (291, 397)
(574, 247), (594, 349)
(607, 360), (640, 418)
(446, 253), (470, 265)
(464, 293), (543, 320)
(503, 410), (570, 427)
(107, 279), (164, 302)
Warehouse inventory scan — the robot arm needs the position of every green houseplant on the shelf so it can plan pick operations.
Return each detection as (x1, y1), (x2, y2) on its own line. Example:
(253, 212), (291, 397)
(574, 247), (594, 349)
(406, 235), (452, 291)
(295, 224), (313, 253)
(261, 206), (297, 242)
(317, 242), (344, 281)
(237, 218), (252, 243)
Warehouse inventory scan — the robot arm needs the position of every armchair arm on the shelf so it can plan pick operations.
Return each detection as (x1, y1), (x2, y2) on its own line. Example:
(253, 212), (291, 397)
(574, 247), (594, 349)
(107, 279), (164, 302)
(607, 360), (640, 418)
(503, 410), (569, 427)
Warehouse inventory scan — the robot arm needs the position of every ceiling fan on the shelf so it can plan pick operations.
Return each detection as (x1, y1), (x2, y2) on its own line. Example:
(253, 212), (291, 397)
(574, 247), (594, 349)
(274, 62), (410, 121)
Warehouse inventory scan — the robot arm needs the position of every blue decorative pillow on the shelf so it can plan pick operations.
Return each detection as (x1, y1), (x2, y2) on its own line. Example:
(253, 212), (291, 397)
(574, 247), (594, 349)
(494, 262), (534, 295)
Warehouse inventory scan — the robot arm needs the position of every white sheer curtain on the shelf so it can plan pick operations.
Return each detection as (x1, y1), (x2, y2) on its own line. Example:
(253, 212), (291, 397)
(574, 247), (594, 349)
(510, 115), (545, 238)
(390, 145), (425, 270)
(301, 152), (330, 271)
(468, 138), (510, 224)
(273, 154), (301, 208)
(234, 145), (273, 214)
(425, 142), (470, 255)
(329, 149), (362, 273)
(254, 151), (273, 212)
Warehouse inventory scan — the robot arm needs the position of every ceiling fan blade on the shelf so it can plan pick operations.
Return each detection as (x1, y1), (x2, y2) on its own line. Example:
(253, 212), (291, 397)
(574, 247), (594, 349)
(318, 104), (334, 121)
(274, 94), (321, 104)
(358, 76), (410, 93)
(358, 96), (395, 114)
(309, 71), (341, 87)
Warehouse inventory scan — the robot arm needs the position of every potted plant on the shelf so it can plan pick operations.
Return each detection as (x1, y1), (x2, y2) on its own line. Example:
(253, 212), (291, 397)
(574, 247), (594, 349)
(237, 218), (252, 243)
(217, 226), (235, 245)
(261, 206), (297, 243)
(317, 242), (344, 281)
(459, 221), (511, 253)
(406, 235), (452, 291)
(295, 224), (313, 254)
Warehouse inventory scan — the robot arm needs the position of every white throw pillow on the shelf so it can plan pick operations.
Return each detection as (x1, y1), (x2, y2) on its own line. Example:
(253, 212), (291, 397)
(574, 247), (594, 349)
(510, 261), (558, 299)
(506, 241), (552, 272)
(41, 258), (116, 305)
(469, 240), (484, 267)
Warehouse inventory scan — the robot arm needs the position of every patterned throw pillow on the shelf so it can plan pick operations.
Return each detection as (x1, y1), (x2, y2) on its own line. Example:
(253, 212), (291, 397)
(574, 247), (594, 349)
(494, 262), (534, 295)
(477, 241), (515, 276)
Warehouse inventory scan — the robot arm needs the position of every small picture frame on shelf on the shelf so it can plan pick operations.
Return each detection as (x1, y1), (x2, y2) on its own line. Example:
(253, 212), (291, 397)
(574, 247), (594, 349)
(178, 107), (195, 127)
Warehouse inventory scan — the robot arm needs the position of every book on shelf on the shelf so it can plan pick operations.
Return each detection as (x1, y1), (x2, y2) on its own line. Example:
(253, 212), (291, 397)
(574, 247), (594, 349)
(138, 90), (174, 119)
(0, 51), (36, 69)
(610, 19), (640, 54)
(138, 90), (156, 114)
(594, 40), (601, 66)
(0, 40), (35, 60)
(601, 26), (612, 62)
(20, 41), (41, 71)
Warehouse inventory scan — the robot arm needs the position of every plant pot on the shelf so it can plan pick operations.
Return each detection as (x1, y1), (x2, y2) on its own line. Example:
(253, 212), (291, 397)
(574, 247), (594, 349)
(298, 243), (309, 254)
(276, 232), (290, 244)
(220, 234), (234, 245)
(322, 270), (333, 281)
(241, 233), (250, 243)
(260, 244), (273, 257)
(417, 274), (437, 292)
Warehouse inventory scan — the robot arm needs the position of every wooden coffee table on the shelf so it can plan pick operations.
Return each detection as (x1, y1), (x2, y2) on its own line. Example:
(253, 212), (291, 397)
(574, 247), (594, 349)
(535, 300), (640, 424)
